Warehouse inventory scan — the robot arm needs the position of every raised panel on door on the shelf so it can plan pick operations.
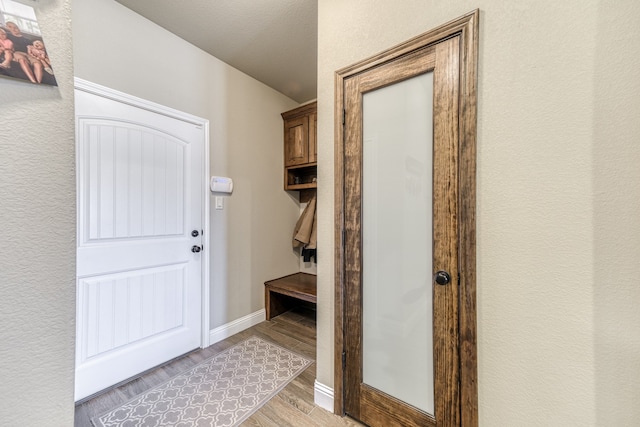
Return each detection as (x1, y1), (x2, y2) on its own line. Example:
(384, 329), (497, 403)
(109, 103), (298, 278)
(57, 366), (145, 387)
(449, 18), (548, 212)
(285, 116), (309, 166)
(81, 120), (185, 243)
(77, 264), (186, 361)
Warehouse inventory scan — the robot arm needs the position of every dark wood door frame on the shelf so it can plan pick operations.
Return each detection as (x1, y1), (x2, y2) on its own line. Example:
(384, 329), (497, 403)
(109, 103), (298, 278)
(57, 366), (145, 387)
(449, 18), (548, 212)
(333, 10), (479, 426)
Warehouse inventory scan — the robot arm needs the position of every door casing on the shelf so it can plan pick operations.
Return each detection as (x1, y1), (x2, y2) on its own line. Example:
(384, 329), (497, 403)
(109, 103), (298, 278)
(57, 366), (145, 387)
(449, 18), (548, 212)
(334, 10), (479, 426)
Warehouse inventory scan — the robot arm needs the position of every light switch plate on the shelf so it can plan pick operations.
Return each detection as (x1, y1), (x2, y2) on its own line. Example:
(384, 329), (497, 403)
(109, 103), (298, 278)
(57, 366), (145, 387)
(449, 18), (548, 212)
(215, 196), (224, 210)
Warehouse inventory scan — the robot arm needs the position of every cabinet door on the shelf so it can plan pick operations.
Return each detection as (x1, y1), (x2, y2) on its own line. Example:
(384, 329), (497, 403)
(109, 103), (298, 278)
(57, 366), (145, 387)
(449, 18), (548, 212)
(308, 112), (317, 163)
(284, 116), (309, 166)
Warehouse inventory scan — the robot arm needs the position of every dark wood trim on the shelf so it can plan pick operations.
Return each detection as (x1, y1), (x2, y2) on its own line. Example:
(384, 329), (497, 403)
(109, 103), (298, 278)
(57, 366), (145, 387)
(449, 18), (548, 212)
(335, 11), (478, 79)
(342, 75), (364, 420)
(432, 36), (461, 425)
(334, 9), (479, 426)
(361, 384), (436, 427)
(333, 69), (346, 415)
(281, 101), (318, 120)
(456, 11), (479, 427)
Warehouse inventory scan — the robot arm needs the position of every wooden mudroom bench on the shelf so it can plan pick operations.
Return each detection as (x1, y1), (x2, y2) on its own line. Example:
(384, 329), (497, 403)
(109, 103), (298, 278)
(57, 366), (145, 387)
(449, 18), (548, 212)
(264, 273), (317, 320)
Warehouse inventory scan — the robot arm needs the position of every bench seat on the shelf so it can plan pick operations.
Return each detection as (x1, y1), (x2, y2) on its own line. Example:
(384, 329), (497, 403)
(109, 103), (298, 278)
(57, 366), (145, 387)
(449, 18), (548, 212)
(264, 273), (317, 320)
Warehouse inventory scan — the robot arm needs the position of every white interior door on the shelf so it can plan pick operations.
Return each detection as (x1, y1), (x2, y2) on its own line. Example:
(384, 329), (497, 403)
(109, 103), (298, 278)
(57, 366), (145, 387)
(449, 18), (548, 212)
(74, 84), (205, 401)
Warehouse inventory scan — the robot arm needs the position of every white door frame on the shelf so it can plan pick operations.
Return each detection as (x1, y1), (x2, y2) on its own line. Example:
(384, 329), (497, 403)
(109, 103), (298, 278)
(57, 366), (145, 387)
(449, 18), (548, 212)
(73, 77), (211, 349)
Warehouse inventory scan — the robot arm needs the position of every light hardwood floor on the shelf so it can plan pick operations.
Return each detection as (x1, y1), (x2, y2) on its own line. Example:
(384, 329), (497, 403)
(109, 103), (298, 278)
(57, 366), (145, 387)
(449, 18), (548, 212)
(75, 307), (365, 426)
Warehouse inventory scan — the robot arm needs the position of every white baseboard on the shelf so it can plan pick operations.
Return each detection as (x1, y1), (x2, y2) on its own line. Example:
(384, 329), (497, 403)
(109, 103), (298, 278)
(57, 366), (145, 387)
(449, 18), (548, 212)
(209, 309), (266, 345)
(314, 380), (334, 413)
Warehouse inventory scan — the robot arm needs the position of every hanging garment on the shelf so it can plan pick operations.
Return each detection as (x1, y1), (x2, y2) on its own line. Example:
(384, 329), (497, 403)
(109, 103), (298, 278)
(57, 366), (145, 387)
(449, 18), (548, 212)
(293, 194), (317, 251)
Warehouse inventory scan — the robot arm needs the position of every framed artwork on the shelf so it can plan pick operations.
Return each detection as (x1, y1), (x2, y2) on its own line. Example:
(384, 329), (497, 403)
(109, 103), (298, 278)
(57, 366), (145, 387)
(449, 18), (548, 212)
(0, 0), (57, 86)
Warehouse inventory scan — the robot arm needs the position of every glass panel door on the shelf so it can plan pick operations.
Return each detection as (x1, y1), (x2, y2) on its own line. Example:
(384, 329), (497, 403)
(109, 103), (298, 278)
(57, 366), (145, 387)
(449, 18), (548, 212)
(362, 71), (434, 415)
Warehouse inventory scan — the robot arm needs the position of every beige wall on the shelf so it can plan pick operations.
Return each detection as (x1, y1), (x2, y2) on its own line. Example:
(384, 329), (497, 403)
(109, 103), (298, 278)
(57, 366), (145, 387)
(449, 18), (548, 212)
(2, 1), (637, 424)
(317, 0), (640, 425)
(0, 1), (76, 424)
(72, 0), (302, 329)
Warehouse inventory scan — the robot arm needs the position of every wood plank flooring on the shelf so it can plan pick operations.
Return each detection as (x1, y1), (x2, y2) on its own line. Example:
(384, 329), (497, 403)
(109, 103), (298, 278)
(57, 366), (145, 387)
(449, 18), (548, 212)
(75, 307), (365, 426)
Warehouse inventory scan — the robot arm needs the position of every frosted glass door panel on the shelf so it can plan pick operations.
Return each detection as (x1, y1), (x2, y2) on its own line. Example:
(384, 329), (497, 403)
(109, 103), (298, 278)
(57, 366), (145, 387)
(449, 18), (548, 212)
(362, 71), (434, 415)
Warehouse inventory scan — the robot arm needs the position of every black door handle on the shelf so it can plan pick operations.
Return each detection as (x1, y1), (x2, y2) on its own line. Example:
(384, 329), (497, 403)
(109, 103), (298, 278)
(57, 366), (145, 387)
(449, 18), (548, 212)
(191, 245), (202, 253)
(434, 271), (451, 285)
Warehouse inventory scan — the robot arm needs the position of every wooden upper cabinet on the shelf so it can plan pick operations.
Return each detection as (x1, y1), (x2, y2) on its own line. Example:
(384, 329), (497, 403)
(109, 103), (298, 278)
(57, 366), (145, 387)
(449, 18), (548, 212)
(282, 102), (317, 191)
(284, 116), (310, 166)
(282, 102), (317, 167)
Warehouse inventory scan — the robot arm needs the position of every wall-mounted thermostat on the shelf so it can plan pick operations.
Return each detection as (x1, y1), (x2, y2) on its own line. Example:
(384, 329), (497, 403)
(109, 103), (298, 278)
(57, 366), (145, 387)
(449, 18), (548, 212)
(210, 176), (233, 193)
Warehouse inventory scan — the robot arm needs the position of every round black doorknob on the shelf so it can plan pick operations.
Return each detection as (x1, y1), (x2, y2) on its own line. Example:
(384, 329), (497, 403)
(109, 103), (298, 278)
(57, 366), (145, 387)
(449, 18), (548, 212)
(191, 245), (202, 253)
(434, 271), (451, 285)
(191, 230), (199, 237)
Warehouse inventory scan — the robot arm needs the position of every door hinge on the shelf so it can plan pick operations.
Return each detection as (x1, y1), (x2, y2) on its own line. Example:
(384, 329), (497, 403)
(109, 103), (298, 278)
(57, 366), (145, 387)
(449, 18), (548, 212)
(342, 351), (346, 369)
(342, 109), (346, 126)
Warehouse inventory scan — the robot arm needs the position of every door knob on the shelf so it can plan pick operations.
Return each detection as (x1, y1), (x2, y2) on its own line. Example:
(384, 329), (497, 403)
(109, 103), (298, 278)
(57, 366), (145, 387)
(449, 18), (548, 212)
(191, 230), (199, 237)
(191, 245), (202, 253)
(434, 270), (451, 285)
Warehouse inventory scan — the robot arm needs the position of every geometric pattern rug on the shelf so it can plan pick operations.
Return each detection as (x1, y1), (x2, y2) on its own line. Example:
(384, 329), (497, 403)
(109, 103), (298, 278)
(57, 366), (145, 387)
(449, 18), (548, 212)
(92, 336), (314, 427)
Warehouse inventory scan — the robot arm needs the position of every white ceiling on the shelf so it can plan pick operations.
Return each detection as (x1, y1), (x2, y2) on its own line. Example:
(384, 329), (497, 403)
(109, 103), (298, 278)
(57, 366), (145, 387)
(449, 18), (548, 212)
(115, 0), (318, 103)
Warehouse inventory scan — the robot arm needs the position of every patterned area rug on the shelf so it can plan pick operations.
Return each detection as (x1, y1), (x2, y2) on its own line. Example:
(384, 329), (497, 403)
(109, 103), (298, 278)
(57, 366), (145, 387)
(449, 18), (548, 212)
(92, 336), (313, 427)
